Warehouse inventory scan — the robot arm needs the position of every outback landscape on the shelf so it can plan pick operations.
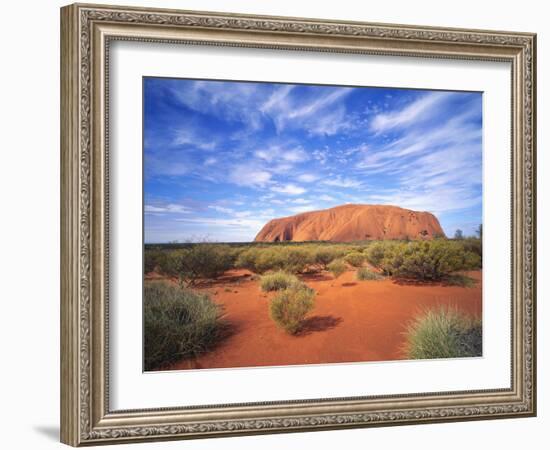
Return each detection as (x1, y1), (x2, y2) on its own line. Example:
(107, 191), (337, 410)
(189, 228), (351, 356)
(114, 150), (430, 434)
(144, 204), (482, 371)
(143, 78), (483, 372)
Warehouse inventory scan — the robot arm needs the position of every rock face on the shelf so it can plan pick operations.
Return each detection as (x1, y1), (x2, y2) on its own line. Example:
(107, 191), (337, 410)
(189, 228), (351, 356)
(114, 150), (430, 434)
(254, 204), (445, 242)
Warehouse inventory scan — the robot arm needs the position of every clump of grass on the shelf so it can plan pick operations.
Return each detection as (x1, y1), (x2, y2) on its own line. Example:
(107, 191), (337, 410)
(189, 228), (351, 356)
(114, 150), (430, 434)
(259, 271), (300, 292)
(344, 251), (365, 267)
(144, 281), (226, 370)
(327, 259), (346, 279)
(405, 307), (482, 360)
(356, 267), (384, 281)
(270, 284), (316, 334)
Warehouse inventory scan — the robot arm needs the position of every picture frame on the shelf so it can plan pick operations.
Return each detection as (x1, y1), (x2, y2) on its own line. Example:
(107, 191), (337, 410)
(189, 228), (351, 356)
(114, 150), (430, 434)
(60, 2), (536, 446)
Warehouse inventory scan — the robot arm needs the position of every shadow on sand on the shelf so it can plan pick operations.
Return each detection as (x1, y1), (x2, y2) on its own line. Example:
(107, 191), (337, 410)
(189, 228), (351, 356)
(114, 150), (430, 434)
(392, 273), (477, 288)
(297, 315), (342, 336)
(301, 272), (334, 282)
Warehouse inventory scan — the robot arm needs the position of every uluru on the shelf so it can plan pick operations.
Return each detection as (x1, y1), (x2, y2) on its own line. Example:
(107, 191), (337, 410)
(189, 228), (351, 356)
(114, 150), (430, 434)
(254, 204), (445, 242)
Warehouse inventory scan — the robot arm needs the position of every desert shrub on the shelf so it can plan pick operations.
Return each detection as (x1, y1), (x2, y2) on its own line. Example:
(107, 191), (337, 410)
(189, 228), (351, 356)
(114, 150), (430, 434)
(327, 259), (346, 279)
(344, 251), (365, 267)
(157, 250), (183, 277)
(280, 247), (314, 273)
(390, 240), (481, 281)
(364, 241), (401, 268)
(235, 247), (260, 272)
(144, 249), (168, 274)
(356, 267), (384, 281)
(270, 284), (315, 334)
(457, 237), (482, 263)
(312, 246), (341, 269)
(364, 240), (481, 280)
(405, 307), (482, 359)
(170, 244), (235, 286)
(143, 281), (224, 370)
(235, 246), (313, 274)
(260, 271), (300, 292)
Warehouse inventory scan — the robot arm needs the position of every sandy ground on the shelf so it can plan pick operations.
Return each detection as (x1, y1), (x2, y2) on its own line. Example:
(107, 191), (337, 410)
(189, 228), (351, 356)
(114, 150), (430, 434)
(157, 268), (482, 371)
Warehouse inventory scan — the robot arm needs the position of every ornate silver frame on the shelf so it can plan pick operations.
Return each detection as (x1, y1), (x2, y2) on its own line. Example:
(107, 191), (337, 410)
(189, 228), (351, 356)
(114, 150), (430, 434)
(60, 3), (536, 446)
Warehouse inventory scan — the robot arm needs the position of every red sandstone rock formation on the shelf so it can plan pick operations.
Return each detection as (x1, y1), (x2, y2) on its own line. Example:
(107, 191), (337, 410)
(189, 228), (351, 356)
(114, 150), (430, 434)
(254, 204), (445, 242)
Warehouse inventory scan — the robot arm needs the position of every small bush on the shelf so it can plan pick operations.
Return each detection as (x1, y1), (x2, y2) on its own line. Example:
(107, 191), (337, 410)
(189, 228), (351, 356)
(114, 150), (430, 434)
(235, 246), (313, 274)
(365, 240), (481, 281)
(391, 241), (481, 281)
(356, 267), (384, 281)
(344, 251), (365, 267)
(144, 282), (225, 370)
(280, 248), (314, 273)
(170, 244), (235, 286)
(260, 271), (300, 292)
(327, 259), (346, 279)
(144, 249), (168, 274)
(270, 284), (315, 334)
(312, 247), (342, 269)
(405, 308), (482, 359)
(457, 237), (482, 263)
(364, 241), (401, 268)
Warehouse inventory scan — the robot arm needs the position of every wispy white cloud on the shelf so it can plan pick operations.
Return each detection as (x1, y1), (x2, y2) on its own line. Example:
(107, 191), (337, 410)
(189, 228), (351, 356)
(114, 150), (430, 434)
(296, 173), (319, 183)
(172, 128), (216, 150)
(306, 106), (350, 136)
(171, 80), (266, 133)
(176, 216), (265, 229)
(271, 183), (307, 195)
(322, 177), (364, 188)
(370, 91), (452, 133)
(228, 164), (272, 187)
(261, 85), (295, 112)
(208, 205), (234, 214)
(289, 90), (350, 120)
(145, 203), (191, 214)
(312, 149), (328, 165)
(287, 204), (319, 214)
(254, 145), (308, 164)
(358, 106), (481, 173)
(263, 87), (354, 135)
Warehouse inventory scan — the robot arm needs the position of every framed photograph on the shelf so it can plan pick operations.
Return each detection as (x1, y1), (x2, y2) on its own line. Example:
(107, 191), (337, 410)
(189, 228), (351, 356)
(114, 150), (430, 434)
(60, 3), (536, 446)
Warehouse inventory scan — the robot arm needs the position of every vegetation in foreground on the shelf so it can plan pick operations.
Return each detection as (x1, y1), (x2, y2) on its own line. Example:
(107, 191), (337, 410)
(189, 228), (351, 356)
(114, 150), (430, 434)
(270, 283), (316, 334)
(143, 235), (482, 364)
(356, 267), (384, 281)
(405, 307), (482, 359)
(327, 259), (347, 279)
(259, 271), (300, 292)
(145, 236), (481, 284)
(143, 281), (226, 370)
(364, 239), (481, 281)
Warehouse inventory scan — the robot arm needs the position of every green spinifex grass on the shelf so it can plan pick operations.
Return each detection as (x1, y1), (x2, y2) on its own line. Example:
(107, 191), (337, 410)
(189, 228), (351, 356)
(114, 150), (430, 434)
(405, 307), (482, 359)
(270, 284), (316, 335)
(144, 281), (226, 370)
(356, 267), (384, 281)
(327, 259), (346, 279)
(259, 271), (300, 292)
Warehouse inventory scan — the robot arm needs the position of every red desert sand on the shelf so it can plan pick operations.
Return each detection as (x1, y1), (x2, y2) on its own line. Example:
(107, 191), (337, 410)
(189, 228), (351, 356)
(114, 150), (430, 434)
(162, 268), (482, 371)
(254, 204), (445, 242)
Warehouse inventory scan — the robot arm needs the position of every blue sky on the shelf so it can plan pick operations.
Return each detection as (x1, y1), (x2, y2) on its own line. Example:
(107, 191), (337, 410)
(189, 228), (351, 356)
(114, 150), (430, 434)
(144, 77), (482, 243)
